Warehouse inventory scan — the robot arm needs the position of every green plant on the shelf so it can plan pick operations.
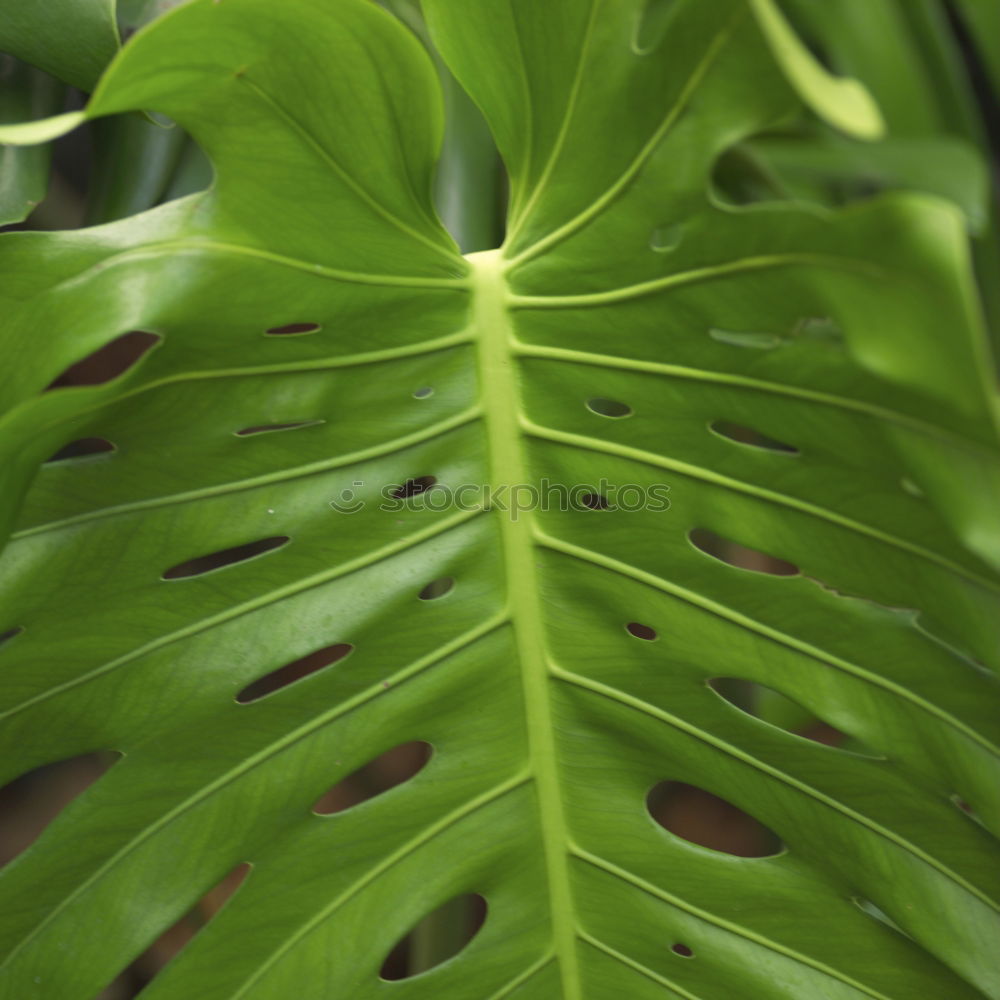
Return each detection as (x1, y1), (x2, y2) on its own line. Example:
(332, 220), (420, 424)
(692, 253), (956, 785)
(0, 1), (998, 997)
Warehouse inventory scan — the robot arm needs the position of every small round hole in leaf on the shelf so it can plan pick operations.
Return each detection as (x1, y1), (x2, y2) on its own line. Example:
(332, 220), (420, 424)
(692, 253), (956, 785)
(578, 493), (609, 511)
(586, 398), (633, 418)
(626, 622), (657, 641)
(419, 577), (454, 601)
(413, 386), (434, 399)
(671, 943), (694, 958)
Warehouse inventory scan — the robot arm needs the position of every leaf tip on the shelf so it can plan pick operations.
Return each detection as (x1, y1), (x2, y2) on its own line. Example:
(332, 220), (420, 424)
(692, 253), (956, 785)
(0, 110), (87, 147)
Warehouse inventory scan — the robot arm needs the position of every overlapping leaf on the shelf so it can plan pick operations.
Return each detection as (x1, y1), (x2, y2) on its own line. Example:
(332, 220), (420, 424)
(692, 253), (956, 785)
(0, 1), (998, 998)
(0, 57), (62, 226)
(0, 0), (119, 91)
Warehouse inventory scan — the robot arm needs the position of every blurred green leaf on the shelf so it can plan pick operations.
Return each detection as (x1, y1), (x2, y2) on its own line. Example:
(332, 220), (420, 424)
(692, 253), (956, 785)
(0, 0), (118, 91)
(0, 57), (63, 225)
(85, 115), (186, 224)
(117, 0), (194, 36)
(953, 0), (1000, 100)
(748, 133), (989, 232)
(748, 0), (884, 139)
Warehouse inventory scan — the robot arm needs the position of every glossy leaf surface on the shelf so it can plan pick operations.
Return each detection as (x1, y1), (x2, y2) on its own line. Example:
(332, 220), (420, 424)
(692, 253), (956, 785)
(0, 1), (998, 998)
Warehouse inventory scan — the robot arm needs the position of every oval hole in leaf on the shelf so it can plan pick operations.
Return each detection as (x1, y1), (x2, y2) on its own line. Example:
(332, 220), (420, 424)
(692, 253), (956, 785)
(235, 420), (324, 437)
(44, 437), (117, 463)
(46, 331), (161, 388)
(578, 493), (609, 511)
(646, 781), (783, 857)
(707, 678), (876, 754)
(196, 862), (252, 920)
(412, 386), (434, 399)
(586, 397), (633, 419)
(689, 528), (799, 576)
(708, 327), (782, 350)
(419, 577), (454, 601)
(0, 626), (25, 650)
(163, 535), (290, 580)
(671, 943), (694, 958)
(626, 622), (657, 641)
(392, 475), (437, 499)
(237, 641), (353, 703)
(650, 223), (683, 252)
(113, 862), (252, 988)
(379, 893), (487, 981)
(0, 752), (121, 869)
(632, 0), (680, 55)
(313, 741), (431, 816)
(709, 421), (799, 455)
(264, 322), (321, 336)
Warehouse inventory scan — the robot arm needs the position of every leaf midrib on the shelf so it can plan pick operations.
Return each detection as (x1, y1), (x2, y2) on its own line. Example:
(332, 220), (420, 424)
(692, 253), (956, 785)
(470, 248), (582, 997)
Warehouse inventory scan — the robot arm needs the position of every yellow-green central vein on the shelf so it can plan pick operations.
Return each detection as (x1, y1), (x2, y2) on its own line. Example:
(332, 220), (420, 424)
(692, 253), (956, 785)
(469, 249), (581, 998)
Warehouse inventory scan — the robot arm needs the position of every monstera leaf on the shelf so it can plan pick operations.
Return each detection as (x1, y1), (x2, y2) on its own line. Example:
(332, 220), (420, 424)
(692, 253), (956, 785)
(1, 1), (998, 997)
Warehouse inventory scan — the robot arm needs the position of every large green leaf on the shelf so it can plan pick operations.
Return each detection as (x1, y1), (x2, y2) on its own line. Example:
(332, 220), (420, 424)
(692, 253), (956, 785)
(0, 1), (998, 997)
